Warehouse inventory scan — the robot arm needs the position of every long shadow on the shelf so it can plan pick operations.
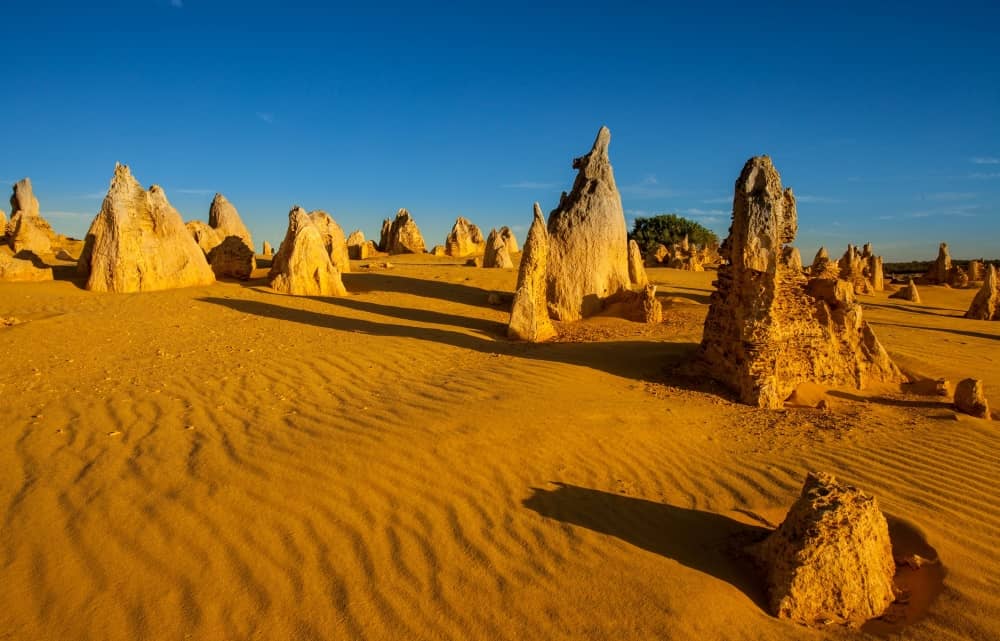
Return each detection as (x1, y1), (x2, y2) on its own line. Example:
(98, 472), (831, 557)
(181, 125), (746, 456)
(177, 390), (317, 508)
(869, 321), (1000, 342)
(827, 390), (950, 409)
(197, 296), (697, 381)
(308, 295), (505, 334)
(864, 302), (963, 318)
(342, 272), (494, 307)
(523, 483), (769, 610)
(654, 285), (712, 305)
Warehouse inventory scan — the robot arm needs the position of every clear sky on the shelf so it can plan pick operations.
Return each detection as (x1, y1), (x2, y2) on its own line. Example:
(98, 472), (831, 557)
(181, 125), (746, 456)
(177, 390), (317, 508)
(2, 1), (998, 261)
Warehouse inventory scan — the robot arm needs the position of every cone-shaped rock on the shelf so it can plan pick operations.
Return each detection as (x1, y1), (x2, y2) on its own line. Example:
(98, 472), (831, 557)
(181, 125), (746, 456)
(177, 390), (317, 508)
(8, 178), (58, 255)
(753, 472), (896, 628)
(508, 204), (557, 342)
(308, 210), (350, 274)
(968, 259), (985, 282)
(268, 207), (346, 296)
(889, 277), (921, 303)
(698, 156), (902, 408)
(628, 239), (648, 286)
(924, 243), (951, 284)
(262, 241), (273, 257)
(965, 264), (999, 320)
(78, 164), (215, 292)
(193, 193), (256, 280)
(482, 228), (514, 268)
(444, 217), (486, 257)
(381, 209), (426, 254)
(545, 126), (629, 320)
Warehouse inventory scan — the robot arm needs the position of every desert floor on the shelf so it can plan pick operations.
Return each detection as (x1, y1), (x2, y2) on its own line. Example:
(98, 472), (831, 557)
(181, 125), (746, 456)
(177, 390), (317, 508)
(1, 256), (997, 641)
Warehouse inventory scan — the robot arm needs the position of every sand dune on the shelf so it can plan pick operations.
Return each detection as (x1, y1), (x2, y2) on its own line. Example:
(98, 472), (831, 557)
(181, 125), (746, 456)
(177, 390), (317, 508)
(1, 258), (998, 640)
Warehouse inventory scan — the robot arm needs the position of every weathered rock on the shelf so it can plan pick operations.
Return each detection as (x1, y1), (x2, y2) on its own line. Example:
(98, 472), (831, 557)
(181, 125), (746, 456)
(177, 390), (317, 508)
(430, 244), (447, 256)
(346, 230), (367, 259)
(444, 217), (486, 257)
(753, 472), (896, 628)
(204, 194), (256, 279)
(809, 247), (835, 278)
(627, 239), (648, 286)
(965, 265), (1000, 320)
(954, 378), (990, 419)
(0, 248), (52, 281)
(378, 218), (393, 252)
(308, 210), (350, 274)
(646, 243), (669, 267)
(483, 228), (514, 268)
(698, 156), (902, 408)
(262, 241), (273, 257)
(186, 220), (220, 254)
(508, 203), (557, 342)
(268, 206), (346, 297)
(923, 243), (952, 284)
(867, 254), (885, 292)
(500, 226), (519, 255)
(0, 209), (6, 239)
(381, 209), (426, 254)
(78, 163), (216, 293)
(209, 193), (252, 245)
(8, 178), (58, 255)
(607, 285), (662, 323)
(464, 257), (482, 267)
(948, 265), (969, 289)
(838, 245), (873, 295)
(889, 278), (921, 303)
(545, 126), (630, 320)
(968, 259), (985, 282)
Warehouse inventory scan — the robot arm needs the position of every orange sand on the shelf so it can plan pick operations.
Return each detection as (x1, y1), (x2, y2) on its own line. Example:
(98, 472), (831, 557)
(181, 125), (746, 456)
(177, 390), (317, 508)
(1, 256), (998, 640)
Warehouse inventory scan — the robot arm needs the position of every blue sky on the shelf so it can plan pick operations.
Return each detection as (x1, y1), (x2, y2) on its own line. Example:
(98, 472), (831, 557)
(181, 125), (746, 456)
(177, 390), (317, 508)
(2, 1), (998, 261)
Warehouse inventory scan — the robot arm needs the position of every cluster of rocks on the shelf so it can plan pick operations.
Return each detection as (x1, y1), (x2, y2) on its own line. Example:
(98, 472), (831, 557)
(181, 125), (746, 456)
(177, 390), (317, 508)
(186, 193), (256, 280)
(0, 178), (85, 282)
(698, 156), (902, 408)
(444, 217), (485, 257)
(919, 243), (978, 288)
(483, 227), (518, 268)
(379, 209), (426, 254)
(267, 207), (347, 296)
(644, 235), (711, 272)
(889, 277), (922, 303)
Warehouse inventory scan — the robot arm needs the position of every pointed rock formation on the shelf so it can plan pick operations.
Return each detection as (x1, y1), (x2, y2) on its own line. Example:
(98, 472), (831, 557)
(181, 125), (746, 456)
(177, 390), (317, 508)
(8, 178), (58, 255)
(346, 230), (366, 259)
(268, 207), (346, 296)
(965, 264), (1000, 320)
(77, 164), (215, 293)
(262, 241), (273, 257)
(545, 126), (629, 320)
(500, 226), (519, 255)
(753, 472), (896, 628)
(867, 254), (885, 292)
(204, 194), (257, 279)
(698, 156), (902, 408)
(0, 248), (52, 281)
(923, 243), (952, 284)
(889, 278), (922, 303)
(483, 228), (514, 268)
(948, 265), (969, 289)
(628, 239), (648, 286)
(838, 245), (873, 295)
(380, 209), (426, 254)
(508, 204), (557, 342)
(954, 378), (990, 419)
(444, 217), (486, 257)
(308, 210), (350, 274)
(968, 259), (985, 282)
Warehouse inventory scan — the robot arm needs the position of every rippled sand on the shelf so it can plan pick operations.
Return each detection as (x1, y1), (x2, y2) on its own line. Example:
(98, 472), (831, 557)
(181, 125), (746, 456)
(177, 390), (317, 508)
(1, 256), (997, 640)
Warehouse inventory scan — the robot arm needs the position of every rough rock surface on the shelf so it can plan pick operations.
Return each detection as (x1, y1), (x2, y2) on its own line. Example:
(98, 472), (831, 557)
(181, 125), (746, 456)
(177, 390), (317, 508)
(924, 243), (952, 284)
(78, 163), (216, 293)
(698, 156), (902, 408)
(965, 265), (999, 320)
(948, 266), (970, 289)
(380, 209), (426, 254)
(0, 209), (6, 239)
(954, 378), (991, 419)
(809, 247), (838, 279)
(646, 243), (669, 267)
(483, 228), (514, 268)
(628, 239), (648, 286)
(753, 472), (896, 628)
(545, 126), (630, 320)
(268, 207), (346, 297)
(500, 226), (519, 255)
(430, 245), (446, 256)
(308, 210), (350, 274)
(667, 235), (705, 272)
(207, 194), (256, 279)
(508, 204), (557, 342)
(968, 259), (985, 282)
(607, 285), (662, 323)
(262, 241), (273, 257)
(444, 217), (485, 257)
(838, 245), (873, 295)
(889, 278), (922, 303)
(867, 254), (885, 292)
(8, 178), (58, 255)
(0, 248), (53, 281)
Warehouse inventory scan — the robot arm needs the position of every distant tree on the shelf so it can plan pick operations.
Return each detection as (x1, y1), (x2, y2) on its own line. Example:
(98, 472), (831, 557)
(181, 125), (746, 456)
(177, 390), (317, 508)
(628, 214), (719, 253)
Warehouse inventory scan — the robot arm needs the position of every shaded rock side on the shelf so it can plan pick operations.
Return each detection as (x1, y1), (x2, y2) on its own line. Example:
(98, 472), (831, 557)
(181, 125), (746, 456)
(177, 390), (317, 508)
(0, 248), (53, 282)
(268, 207), (346, 297)
(8, 178), (58, 255)
(444, 217), (486, 257)
(753, 472), (896, 628)
(965, 264), (999, 320)
(628, 239), (649, 287)
(698, 156), (902, 409)
(381, 209), (426, 254)
(483, 227), (515, 268)
(889, 278), (921, 303)
(78, 163), (216, 293)
(607, 284), (662, 323)
(308, 210), (351, 274)
(954, 378), (990, 419)
(196, 193), (257, 279)
(545, 126), (630, 321)
(262, 241), (273, 257)
(508, 204), (557, 342)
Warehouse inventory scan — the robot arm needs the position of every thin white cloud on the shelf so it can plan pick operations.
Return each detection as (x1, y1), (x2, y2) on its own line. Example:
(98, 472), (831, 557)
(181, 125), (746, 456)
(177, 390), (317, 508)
(682, 208), (726, 217)
(918, 192), (977, 201)
(796, 194), (843, 204)
(970, 172), (1000, 179)
(256, 111), (274, 123)
(502, 181), (558, 189)
(620, 174), (676, 199)
(701, 196), (731, 204)
(972, 157), (999, 165)
(46, 211), (93, 220)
